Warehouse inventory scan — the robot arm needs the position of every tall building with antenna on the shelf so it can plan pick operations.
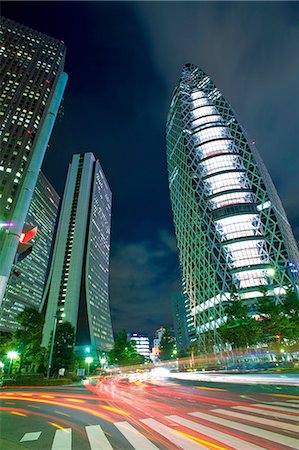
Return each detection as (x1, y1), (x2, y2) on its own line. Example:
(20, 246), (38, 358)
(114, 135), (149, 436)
(166, 64), (299, 352)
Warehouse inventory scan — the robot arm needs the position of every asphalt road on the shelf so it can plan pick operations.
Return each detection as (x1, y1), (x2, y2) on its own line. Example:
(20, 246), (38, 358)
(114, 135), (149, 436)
(1, 375), (299, 449)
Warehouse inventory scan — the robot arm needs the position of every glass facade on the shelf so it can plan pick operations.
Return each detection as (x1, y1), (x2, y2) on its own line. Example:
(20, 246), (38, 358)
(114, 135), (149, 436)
(41, 153), (114, 353)
(0, 17), (67, 306)
(166, 64), (299, 352)
(0, 171), (59, 332)
(0, 17), (65, 226)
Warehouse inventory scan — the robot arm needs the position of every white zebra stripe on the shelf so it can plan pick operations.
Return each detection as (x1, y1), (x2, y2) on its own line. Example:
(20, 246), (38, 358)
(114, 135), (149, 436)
(212, 408), (299, 433)
(115, 421), (159, 450)
(86, 425), (113, 450)
(167, 414), (265, 450)
(190, 411), (299, 449)
(141, 418), (208, 449)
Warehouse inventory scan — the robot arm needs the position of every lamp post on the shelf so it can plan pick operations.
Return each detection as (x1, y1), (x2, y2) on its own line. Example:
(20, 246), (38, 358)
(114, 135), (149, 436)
(7, 351), (18, 376)
(85, 356), (93, 376)
(47, 313), (65, 379)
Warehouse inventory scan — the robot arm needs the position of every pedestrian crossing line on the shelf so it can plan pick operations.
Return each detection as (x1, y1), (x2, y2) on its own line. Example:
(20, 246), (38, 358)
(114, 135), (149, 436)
(253, 403), (299, 414)
(233, 406), (299, 422)
(267, 402), (299, 409)
(211, 408), (299, 433)
(114, 421), (159, 449)
(167, 414), (264, 450)
(85, 425), (113, 450)
(141, 418), (210, 449)
(20, 431), (41, 442)
(51, 428), (72, 450)
(189, 411), (299, 449)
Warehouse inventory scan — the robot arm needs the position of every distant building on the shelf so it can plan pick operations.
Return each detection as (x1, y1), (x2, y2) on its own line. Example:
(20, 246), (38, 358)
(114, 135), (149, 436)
(128, 333), (150, 358)
(0, 17), (68, 305)
(41, 153), (114, 354)
(166, 63), (299, 352)
(0, 171), (59, 332)
(172, 293), (190, 352)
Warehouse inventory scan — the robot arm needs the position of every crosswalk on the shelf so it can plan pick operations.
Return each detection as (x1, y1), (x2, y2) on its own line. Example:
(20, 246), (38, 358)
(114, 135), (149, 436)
(18, 399), (299, 449)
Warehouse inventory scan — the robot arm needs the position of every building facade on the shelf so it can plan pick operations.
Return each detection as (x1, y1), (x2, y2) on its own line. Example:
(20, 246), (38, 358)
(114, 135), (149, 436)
(128, 333), (150, 359)
(166, 64), (299, 352)
(41, 153), (114, 353)
(0, 171), (59, 332)
(0, 17), (68, 305)
(172, 293), (190, 352)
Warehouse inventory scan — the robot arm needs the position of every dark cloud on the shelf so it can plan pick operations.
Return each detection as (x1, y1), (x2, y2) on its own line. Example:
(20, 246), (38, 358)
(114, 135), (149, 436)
(109, 229), (180, 336)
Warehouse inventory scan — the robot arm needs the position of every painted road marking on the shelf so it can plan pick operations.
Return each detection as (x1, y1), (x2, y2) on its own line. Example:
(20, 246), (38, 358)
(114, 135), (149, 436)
(233, 405), (299, 422)
(167, 414), (264, 450)
(141, 418), (209, 449)
(51, 428), (72, 450)
(253, 403), (299, 414)
(115, 421), (159, 450)
(212, 408), (299, 433)
(86, 425), (113, 450)
(20, 432), (41, 442)
(190, 411), (299, 449)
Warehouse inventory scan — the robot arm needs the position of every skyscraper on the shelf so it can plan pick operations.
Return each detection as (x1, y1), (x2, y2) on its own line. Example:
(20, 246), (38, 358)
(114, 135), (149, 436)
(172, 293), (190, 352)
(0, 17), (68, 305)
(0, 171), (59, 332)
(41, 153), (114, 354)
(166, 64), (299, 352)
(128, 333), (150, 359)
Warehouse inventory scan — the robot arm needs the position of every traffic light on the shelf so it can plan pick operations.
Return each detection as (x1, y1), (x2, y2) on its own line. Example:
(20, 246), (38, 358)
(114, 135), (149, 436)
(15, 224), (37, 263)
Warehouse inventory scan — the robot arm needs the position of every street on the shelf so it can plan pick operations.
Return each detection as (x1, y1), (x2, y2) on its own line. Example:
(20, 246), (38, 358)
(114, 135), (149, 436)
(0, 374), (299, 449)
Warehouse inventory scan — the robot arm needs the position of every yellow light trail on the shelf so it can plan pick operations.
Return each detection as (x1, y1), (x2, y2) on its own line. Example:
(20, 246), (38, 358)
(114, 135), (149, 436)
(41, 395), (55, 398)
(176, 429), (229, 450)
(65, 398), (84, 403)
(196, 386), (226, 392)
(48, 422), (66, 430)
(0, 394), (109, 421)
(10, 411), (27, 417)
(270, 394), (299, 399)
(101, 405), (130, 415)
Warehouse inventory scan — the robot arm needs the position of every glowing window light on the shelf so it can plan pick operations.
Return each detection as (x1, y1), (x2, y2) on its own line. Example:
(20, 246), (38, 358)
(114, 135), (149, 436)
(201, 154), (242, 176)
(191, 105), (218, 120)
(209, 191), (253, 209)
(257, 200), (271, 211)
(197, 138), (234, 159)
(215, 214), (263, 241)
(191, 114), (223, 129)
(205, 171), (247, 195)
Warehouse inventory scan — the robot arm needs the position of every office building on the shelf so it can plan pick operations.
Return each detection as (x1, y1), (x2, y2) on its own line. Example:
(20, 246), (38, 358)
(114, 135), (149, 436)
(0, 171), (59, 332)
(128, 333), (150, 359)
(166, 64), (299, 352)
(41, 153), (114, 353)
(0, 17), (68, 305)
(172, 293), (190, 352)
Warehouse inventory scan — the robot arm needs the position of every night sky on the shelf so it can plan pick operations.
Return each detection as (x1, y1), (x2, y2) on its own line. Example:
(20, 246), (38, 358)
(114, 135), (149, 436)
(3, 2), (299, 339)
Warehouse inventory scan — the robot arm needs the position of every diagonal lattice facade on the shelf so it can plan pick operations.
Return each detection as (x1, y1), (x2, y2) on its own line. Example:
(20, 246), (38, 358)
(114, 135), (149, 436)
(166, 64), (299, 353)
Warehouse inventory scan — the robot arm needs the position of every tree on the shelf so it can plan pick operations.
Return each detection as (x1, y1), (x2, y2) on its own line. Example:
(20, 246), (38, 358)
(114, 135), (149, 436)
(15, 307), (45, 372)
(218, 297), (260, 349)
(109, 330), (143, 366)
(51, 322), (75, 376)
(159, 326), (176, 360)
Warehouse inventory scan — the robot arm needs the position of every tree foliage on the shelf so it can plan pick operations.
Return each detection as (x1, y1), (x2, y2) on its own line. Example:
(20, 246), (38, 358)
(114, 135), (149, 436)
(51, 322), (75, 376)
(109, 330), (143, 366)
(159, 326), (176, 360)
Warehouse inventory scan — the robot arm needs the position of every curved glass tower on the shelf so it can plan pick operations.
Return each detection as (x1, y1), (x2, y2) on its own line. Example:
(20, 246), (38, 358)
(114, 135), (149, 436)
(166, 64), (299, 352)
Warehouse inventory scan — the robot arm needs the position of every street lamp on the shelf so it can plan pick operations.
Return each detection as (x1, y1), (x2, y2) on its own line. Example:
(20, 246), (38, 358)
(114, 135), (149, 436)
(7, 351), (18, 376)
(85, 356), (93, 376)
